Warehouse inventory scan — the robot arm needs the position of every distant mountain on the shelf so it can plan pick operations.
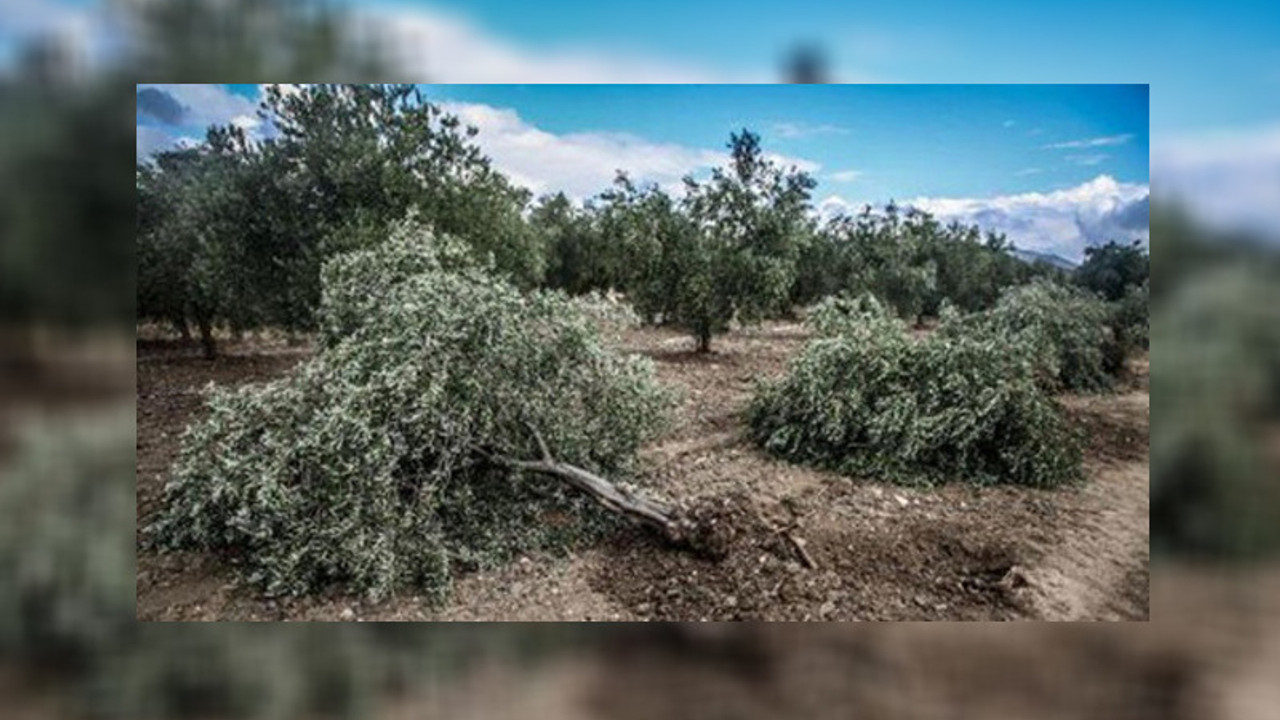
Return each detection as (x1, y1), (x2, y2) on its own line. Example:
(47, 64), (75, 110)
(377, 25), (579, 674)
(1009, 248), (1078, 271)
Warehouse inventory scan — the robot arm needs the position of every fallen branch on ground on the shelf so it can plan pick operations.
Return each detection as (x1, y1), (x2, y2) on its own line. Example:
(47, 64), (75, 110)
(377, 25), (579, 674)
(784, 532), (818, 569)
(488, 426), (697, 544)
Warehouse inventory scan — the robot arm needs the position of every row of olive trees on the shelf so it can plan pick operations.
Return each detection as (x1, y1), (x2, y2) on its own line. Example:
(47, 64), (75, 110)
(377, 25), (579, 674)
(137, 84), (1126, 358)
(530, 136), (1066, 352)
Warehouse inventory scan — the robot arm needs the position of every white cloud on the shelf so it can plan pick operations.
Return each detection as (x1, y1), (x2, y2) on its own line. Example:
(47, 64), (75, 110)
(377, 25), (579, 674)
(230, 114), (261, 131)
(1003, 119), (1016, 128)
(1066, 153), (1109, 166)
(773, 121), (851, 139)
(443, 101), (819, 199)
(828, 169), (864, 183)
(137, 84), (260, 131)
(905, 175), (1150, 261)
(364, 5), (744, 83)
(1044, 134), (1133, 150)
(1015, 168), (1044, 176)
(1153, 124), (1280, 241)
(136, 85), (269, 159)
(817, 194), (861, 220)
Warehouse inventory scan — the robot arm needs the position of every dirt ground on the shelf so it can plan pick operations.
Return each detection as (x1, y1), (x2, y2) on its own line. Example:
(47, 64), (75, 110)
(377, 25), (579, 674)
(135, 322), (1149, 621)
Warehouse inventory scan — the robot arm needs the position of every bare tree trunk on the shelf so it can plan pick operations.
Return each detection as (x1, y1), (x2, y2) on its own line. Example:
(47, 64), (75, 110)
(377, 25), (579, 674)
(172, 316), (192, 343)
(195, 314), (217, 360)
(489, 428), (818, 565)
(504, 457), (691, 541)
(490, 429), (694, 544)
(696, 328), (712, 354)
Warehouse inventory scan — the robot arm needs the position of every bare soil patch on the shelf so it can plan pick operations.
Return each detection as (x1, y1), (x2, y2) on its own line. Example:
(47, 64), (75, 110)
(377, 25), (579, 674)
(135, 323), (1149, 621)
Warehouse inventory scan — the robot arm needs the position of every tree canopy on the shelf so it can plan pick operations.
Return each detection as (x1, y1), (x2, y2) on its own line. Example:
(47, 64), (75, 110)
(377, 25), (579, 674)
(136, 84), (540, 356)
(1075, 239), (1150, 302)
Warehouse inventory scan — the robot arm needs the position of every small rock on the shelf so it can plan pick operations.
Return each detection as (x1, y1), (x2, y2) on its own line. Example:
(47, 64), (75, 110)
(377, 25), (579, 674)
(819, 600), (836, 617)
(340, 607), (356, 621)
(895, 495), (909, 507)
(725, 595), (738, 608)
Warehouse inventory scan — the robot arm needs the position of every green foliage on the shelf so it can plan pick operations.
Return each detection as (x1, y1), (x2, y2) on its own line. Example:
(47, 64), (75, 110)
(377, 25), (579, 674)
(749, 302), (1082, 488)
(533, 191), (616, 295)
(567, 131), (816, 353)
(136, 84), (542, 350)
(1073, 240), (1149, 357)
(653, 130), (816, 350)
(136, 127), (260, 355)
(593, 174), (694, 324)
(805, 292), (901, 338)
(943, 279), (1123, 392)
(261, 84), (545, 291)
(147, 222), (669, 600)
(1112, 278), (1149, 351)
(1075, 239), (1150, 302)
(793, 204), (1044, 321)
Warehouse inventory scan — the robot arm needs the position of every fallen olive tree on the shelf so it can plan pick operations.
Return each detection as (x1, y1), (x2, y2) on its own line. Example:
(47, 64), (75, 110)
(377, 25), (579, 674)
(147, 219), (685, 601)
(939, 279), (1126, 392)
(750, 294), (1082, 488)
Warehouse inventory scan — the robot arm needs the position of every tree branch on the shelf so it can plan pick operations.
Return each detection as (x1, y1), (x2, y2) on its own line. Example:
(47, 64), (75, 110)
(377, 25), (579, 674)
(489, 450), (691, 544)
(526, 422), (552, 462)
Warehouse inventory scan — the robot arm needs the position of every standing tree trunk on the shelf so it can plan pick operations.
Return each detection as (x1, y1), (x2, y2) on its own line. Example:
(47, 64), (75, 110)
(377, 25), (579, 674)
(195, 312), (217, 360)
(695, 326), (712, 354)
(171, 315), (192, 343)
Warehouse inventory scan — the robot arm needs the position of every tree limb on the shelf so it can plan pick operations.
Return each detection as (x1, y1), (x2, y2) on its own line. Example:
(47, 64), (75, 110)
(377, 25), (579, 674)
(785, 531), (818, 569)
(500, 456), (691, 542)
(526, 422), (553, 462)
(484, 434), (692, 544)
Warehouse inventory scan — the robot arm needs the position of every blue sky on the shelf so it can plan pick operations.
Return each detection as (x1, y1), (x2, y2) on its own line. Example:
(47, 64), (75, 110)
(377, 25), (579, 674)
(426, 84), (1149, 200)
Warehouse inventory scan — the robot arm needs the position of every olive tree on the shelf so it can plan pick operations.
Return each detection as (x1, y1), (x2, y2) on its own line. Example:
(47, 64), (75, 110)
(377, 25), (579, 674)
(1075, 239), (1149, 302)
(147, 218), (676, 600)
(136, 126), (259, 357)
(749, 294), (1082, 488)
(670, 130), (816, 351)
(136, 84), (546, 347)
(943, 279), (1125, 392)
